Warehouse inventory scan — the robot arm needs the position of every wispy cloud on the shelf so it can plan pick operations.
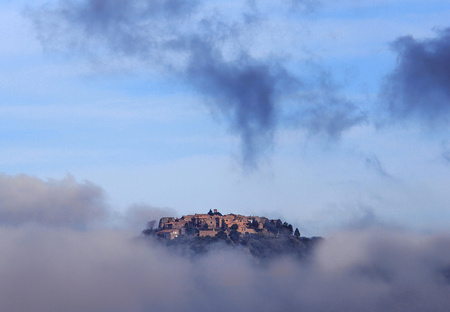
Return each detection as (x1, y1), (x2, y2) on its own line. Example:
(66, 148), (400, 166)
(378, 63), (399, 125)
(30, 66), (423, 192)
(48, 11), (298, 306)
(27, 0), (364, 168)
(364, 153), (391, 178)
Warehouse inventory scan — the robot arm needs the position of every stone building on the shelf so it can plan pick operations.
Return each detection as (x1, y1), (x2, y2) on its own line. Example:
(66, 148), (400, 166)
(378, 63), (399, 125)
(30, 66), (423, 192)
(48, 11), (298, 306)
(155, 210), (269, 239)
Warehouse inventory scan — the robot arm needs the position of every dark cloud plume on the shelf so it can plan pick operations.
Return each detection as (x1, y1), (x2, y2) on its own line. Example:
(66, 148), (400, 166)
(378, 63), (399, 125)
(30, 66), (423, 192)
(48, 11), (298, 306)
(29, 0), (363, 167)
(185, 38), (296, 166)
(0, 174), (107, 228)
(382, 28), (450, 126)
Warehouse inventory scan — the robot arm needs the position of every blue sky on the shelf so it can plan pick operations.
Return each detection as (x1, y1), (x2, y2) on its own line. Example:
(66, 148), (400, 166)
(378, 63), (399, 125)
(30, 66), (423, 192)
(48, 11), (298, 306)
(1, 0), (450, 235)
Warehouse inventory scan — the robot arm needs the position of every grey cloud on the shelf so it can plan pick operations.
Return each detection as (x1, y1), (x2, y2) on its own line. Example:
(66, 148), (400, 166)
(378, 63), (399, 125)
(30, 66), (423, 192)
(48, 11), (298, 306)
(287, 74), (367, 139)
(309, 230), (450, 311)
(0, 224), (449, 312)
(0, 174), (107, 228)
(382, 28), (450, 126)
(301, 100), (366, 139)
(29, 0), (363, 167)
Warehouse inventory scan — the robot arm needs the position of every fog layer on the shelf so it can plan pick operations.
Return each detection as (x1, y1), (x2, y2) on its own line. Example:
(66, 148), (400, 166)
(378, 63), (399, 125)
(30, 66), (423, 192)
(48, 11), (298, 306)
(0, 174), (449, 312)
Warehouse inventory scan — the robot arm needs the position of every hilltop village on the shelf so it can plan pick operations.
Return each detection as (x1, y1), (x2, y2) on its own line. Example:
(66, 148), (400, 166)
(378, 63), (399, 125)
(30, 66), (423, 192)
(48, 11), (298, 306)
(151, 209), (300, 240)
(143, 210), (320, 259)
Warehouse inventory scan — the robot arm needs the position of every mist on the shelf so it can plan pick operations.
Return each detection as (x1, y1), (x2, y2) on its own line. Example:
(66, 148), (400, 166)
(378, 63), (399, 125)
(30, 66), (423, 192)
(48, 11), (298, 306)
(0, 174), (449, 312)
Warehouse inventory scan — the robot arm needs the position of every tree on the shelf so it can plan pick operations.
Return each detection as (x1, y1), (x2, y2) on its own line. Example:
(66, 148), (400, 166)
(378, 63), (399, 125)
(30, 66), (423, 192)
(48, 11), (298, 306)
(287, 224), (293, 235)
(230, 224), (238, 230)
(215, 230), (228, 240)
(294, 228), (300, 238)
(229, 229), (240, 243)
(208, 209), (214, 216)
(247, 219), (259, 229)
(265, 220), (278, 235)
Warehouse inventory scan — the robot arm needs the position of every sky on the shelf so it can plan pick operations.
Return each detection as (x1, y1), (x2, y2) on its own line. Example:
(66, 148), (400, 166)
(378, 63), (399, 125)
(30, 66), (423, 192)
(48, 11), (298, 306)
(1, 0), (450, 236)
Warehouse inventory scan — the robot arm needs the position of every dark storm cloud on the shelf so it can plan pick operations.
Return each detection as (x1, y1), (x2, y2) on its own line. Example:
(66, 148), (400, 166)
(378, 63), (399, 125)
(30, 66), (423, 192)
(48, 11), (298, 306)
(0, 174), (107, 228)
(382, 28), (450, 126)
(29, 0), (363, 167)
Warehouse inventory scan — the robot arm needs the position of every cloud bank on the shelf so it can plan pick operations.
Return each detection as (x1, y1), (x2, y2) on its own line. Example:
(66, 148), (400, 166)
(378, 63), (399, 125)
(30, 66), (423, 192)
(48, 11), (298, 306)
(0, 174), (107, 228)
(28, 0), (364, 167)
(1, 223), (449, 312)
(0, 173), (449, 312)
